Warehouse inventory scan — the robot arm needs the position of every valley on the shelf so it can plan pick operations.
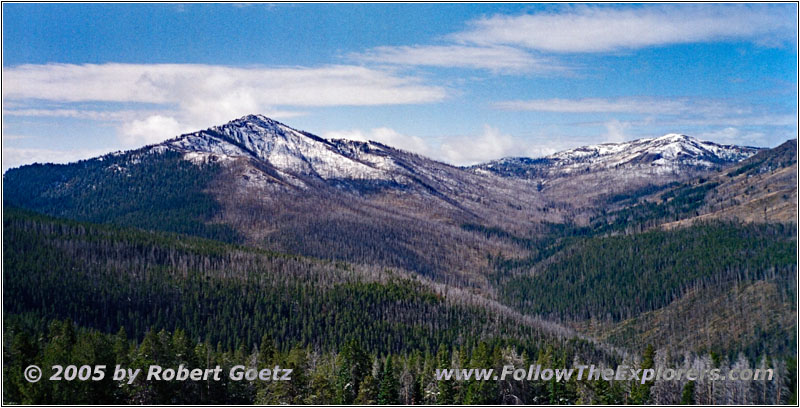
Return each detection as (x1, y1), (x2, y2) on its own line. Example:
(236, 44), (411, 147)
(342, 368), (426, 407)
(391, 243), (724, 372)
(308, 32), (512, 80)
(3, 115), (796, 404)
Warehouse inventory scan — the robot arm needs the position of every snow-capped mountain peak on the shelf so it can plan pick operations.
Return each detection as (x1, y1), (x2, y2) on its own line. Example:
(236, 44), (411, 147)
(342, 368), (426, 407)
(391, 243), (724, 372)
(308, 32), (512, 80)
(164, 114), (397, 181)
(157, 116), (761, 192)
(544, 133), (757, 170)
(472, 133), (761, 180)
(654, 133), (689, 141)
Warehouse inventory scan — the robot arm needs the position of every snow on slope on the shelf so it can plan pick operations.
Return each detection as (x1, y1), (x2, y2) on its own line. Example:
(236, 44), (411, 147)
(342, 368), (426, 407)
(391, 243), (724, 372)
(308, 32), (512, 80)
(477, 133), (760, 178)
(157, 115), (759, 189)
(164, 114), (404, 181)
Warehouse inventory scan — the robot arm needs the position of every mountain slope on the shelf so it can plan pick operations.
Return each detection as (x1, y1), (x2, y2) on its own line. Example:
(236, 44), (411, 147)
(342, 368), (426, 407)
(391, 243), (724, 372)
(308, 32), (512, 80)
(661, 138), (797, 227)
(3, 207), (606, 356)
(168, 114), (401, 183)
(2, 115), (783, 290)
(583, 139), (798, 232)
(471, 134), (761, 217)
(3, 116), (548, 286)
(3, 115), (796, 405)
(2, 149), (240, 242)
(474, 134), (759, 178)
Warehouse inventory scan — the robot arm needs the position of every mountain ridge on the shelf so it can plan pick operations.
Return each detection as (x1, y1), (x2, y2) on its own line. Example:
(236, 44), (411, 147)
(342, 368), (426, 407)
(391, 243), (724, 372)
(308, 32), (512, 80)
(4, 114), (791, 287)
(471, 133), (761, 180)
(3, 114), (796, 392)
(5, 114), (764, 185)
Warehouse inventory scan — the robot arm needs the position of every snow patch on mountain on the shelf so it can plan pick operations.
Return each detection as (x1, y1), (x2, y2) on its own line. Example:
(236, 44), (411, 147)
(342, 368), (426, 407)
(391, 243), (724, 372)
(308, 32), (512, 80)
(164, 114), (400, 181)
(475, 133), (760, 179)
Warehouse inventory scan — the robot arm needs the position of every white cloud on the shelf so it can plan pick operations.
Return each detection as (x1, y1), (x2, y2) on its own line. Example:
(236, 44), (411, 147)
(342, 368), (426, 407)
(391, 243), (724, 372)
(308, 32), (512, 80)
(603, 119), (631, 143)
(120, 115), (186, 146)
(695, 127), (768, 147)
(354, 45), (559, 73)
(439, 125), (553, 166)
(453, 4), (796, 53)
(2, 147), (113, 171)
(669, 114), (797, 127)
(495, 97), (797, 137)
(3, 63), (445, 146)
(2, 63), (445, 107)
(494, 97), (715, 115)
(3, 108), (146, 121)
(324, 125), (558, 166)
(2, 134), (30, 141)
(324, 128), (433, 156)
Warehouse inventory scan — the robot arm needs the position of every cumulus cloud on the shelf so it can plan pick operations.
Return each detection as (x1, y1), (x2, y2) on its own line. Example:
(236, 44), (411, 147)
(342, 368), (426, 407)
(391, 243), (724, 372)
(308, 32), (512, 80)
(439, 125), (516, 165)
(603, 119), (631, 143)
(120, 115), (186, 146)
(324, 125), (559, 166)
(439, 125), (557, 166)
(324, 128), (433, 156)
(453, 4), (796, 53)
(2, 63), (447, 145)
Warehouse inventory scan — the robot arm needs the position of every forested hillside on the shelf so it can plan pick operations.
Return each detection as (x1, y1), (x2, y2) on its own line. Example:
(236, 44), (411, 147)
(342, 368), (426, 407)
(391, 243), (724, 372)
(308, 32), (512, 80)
(2, 116), (796, 404)
(2, 150), (239, 242)
(4, 208), (630, 405)
(5, 317), (794, 405)
(488, 222), (796, 359)
(4, 208), (592, 355)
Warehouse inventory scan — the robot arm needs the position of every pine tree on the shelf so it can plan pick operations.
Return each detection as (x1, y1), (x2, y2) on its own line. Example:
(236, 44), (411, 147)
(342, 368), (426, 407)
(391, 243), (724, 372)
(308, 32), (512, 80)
(378, 355), (400, 404)
(355, 375), (379, 404)
(335, 339), (370, 404)
(681, 381), (696, 404)
(436, 345), (456, 405)
(630, 344), (656, 404)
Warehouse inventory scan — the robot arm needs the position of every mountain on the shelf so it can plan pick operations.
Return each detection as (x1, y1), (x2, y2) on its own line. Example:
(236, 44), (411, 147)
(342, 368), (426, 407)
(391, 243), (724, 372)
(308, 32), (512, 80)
(3, 115), (797, 404)
(166, 114), (405, 184)
(473, 133), (759, 179)
(661, 138), (797, 226)
(2, 116), (777, 284)
(3, 115), (549, 286)
(4, 207), (623, 405)
(584, 138), (798, 232)
(471, 134), (761, 214)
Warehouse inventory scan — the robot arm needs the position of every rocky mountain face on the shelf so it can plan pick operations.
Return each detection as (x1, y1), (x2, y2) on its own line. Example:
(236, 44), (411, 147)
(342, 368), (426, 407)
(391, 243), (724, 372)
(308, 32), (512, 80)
(167, 114), (406, 184)
(159, 115), (545, 219)
(4, 116), (780, 282)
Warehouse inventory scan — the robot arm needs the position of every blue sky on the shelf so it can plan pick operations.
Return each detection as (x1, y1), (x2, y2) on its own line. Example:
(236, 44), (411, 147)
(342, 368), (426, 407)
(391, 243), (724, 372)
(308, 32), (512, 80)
(2, 3), (797, 169)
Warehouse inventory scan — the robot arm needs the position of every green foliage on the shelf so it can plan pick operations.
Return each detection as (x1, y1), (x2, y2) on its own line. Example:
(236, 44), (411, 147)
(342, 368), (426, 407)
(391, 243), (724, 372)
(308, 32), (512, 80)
(463, 342), (497, 405)
(3, 150), (239, 242)
(595, 181), (722, 232)
(680, 381), (696, 404)
(1, 319), (609, 405)
(4, 209), (604, 358)
(335, 339), (370, 404)
(629, 344), (655, 404)
(3, 140), (796, 404)
(500, 222), (796, 321)
(377, 355), (399, 404)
